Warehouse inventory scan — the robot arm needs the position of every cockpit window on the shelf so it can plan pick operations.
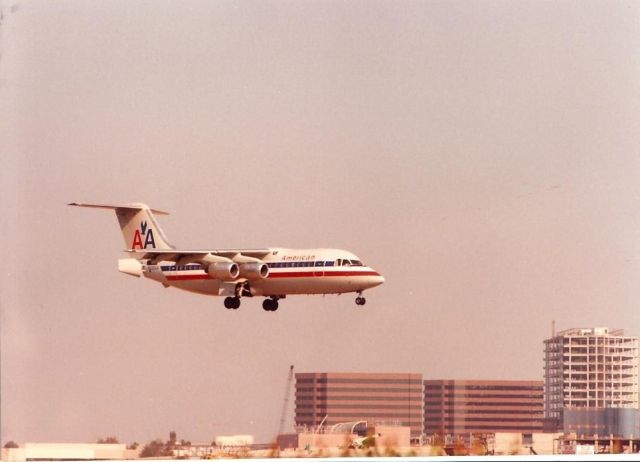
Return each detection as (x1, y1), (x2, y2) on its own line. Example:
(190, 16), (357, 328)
(335, 259), (362, 266)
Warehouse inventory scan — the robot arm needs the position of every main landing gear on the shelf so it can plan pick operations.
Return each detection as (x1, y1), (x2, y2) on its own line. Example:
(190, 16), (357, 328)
(262, 297), (280, 312)
(355, 292), (366, 306)
(224, 296), (241, 310)
(224, 282), (250, 310)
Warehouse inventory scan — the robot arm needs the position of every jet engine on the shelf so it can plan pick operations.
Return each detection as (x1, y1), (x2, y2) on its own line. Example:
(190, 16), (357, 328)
(207, 262), (240, 281)
(238, 262), (269, 280)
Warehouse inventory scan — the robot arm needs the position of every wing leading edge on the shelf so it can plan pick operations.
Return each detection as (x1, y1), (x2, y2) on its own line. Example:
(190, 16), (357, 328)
(130, 249), (274, 262)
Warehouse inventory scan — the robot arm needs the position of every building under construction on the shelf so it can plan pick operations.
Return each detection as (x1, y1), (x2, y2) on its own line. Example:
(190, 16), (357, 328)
(543, 327), (639, 431)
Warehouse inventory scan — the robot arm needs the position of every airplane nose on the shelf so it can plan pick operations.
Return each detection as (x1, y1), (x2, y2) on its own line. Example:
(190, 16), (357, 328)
(368, 273), (385, 288)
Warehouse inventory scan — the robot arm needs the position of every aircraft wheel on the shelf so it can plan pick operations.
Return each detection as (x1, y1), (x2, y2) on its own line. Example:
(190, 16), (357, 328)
(262, 298), (279, 312)
(225, 297), (241, 310)
(355, 296), (366, 306)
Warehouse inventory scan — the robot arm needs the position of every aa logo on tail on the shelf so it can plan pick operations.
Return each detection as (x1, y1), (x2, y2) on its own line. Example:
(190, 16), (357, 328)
(131, 221), (156, 249)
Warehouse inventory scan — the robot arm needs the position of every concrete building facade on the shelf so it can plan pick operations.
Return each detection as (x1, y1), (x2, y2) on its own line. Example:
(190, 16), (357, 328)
(563, 408), (640, 438)
(543, 327), (639, 429)
(423, 380), (544, 435)
(1, 444), (134, 462)
(295, 372), (423, 437)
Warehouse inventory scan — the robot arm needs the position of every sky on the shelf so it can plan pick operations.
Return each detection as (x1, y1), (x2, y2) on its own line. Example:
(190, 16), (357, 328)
(2, 0), (640, 447)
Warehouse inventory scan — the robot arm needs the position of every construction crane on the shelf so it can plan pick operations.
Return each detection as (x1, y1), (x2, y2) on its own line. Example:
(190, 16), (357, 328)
(278, 365), (295, 436)
(271, 365), (295, 456)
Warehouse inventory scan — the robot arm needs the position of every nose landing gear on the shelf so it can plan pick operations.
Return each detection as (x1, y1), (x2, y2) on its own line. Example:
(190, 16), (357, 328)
(355, 292), (366, 306)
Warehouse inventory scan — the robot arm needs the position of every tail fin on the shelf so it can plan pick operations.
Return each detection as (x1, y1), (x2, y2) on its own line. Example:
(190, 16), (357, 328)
(68, 202), (175, 251)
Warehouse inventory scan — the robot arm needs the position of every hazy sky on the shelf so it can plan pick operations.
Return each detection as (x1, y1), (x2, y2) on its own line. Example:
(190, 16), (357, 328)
(2, 0), (640, 446)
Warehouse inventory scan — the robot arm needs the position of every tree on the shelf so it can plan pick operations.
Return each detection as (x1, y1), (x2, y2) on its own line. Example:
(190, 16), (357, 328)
(4, 441), (19, 449)
(96, 437), (119, 444)
(140, 439), (171, 458)
(138, 432), (189, 458)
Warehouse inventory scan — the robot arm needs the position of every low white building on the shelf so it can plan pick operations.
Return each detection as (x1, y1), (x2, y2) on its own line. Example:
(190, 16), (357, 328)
(214, 434), (254, 448)
(491, 432), (558, 455)
(2, 443), (133, 461)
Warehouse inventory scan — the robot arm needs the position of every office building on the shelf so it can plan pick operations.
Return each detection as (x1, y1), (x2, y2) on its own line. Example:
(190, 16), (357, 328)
(543, 327), (639, 430)
(424, 379), (544, 435)
(294, 372), (423, 437)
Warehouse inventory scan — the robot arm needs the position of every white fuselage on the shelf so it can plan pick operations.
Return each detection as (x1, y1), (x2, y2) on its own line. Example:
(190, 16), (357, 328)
(142, 248), (384, 297)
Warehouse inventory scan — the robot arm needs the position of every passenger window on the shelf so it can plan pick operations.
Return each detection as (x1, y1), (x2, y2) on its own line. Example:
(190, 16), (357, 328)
(315, 261), (324, 267)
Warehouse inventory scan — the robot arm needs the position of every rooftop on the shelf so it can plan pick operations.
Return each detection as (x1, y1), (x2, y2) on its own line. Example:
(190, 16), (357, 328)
(551, 327), (627, 338)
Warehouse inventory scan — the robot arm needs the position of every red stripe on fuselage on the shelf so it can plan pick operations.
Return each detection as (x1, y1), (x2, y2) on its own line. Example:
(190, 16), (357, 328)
(164, 270), (379, 281)
(166, 274), (210, 281)
(267, 270), (380, 278)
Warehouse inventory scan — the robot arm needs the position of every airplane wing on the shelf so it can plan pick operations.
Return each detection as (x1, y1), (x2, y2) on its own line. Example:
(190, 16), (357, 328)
(128, 248), (274, 262)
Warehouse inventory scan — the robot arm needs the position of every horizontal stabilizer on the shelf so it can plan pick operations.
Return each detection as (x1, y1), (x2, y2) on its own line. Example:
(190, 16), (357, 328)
(68, 202), (169, 215)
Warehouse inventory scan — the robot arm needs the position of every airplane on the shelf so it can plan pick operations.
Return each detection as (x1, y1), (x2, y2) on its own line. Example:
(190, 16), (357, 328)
(69, 202), (384, 311)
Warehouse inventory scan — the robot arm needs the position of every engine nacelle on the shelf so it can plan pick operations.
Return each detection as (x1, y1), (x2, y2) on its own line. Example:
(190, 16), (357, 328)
(238, 262), (269, 280)
(207, 262), (240, 281)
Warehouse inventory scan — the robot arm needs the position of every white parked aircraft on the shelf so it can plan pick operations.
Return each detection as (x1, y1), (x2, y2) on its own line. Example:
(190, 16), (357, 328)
(69, 202), (384, 311)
